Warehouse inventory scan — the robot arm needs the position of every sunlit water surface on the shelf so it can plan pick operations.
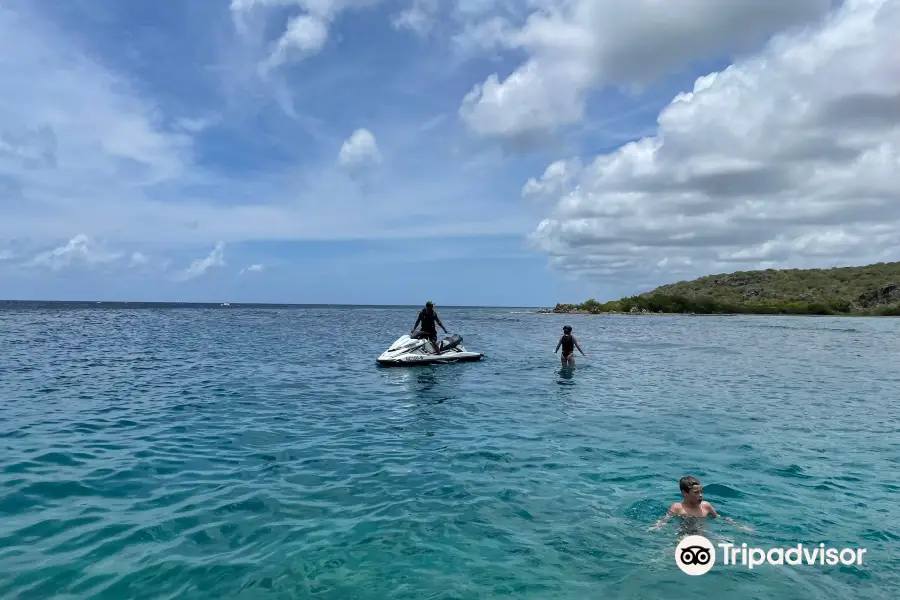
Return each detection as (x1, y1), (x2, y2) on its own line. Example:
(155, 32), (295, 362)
(1, 304), (898, 598)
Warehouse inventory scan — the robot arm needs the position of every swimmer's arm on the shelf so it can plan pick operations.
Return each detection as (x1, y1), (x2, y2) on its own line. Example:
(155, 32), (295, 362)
(555, 337), (562, 353)
(574, 336), (586, 355)
(649, 503), (679, 530)
(706, 502), (753, 531)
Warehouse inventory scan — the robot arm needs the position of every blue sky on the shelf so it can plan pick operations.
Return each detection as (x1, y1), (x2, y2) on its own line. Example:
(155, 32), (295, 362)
(2, 0), (897, 306)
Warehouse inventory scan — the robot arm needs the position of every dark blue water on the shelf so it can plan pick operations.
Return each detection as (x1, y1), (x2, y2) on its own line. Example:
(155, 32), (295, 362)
(1, 304), (898, 598)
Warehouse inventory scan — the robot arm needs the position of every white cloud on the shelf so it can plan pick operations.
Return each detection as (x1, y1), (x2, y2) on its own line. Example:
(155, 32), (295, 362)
(264, 14), (330, 71)
(130, 252), (149, 266)
(179, 242), (226, 281)
(0, 0), (542, 256)
(392, 0), (440, 36)
(0, 2), (529, 251)
(25, 234), (123, 271)
(458, 0), (834, 141)
(338, 128), (382, 170)
(451, 16), (516, 57)
(231, 0), (383, 70)
(240, 263), (264, 274)
(522, 158), (582, 200)
(528, 0), (900, 285)
(0, 3), (199, 243)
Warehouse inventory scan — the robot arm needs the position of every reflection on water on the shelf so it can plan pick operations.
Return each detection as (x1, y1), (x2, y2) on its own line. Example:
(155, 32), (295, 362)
(379, 364), (465, 404)
(557, 365), (575, 385)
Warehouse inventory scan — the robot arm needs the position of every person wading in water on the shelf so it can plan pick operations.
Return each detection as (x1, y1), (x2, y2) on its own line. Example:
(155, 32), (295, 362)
(555, 324), (585, 366)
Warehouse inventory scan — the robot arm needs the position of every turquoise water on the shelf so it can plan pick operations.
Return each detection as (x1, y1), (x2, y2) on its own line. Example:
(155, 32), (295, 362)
(1, 304), (899, 599)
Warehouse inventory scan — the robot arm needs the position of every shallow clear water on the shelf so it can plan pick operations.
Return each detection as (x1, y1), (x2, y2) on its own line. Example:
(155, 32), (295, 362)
(1, 304), (899, 599)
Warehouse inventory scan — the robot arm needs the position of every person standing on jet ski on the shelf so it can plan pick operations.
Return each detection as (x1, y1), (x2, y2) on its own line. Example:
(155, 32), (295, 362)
(412, 301), (447, 354)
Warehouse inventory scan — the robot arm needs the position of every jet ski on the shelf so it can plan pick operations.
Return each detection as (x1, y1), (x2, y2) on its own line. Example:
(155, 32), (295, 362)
(376, 330), (484, 367)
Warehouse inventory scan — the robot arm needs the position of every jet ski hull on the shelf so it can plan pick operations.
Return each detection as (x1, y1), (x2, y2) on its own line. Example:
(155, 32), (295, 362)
(376, 352), (484, 367)
(376, 333), (484, 367)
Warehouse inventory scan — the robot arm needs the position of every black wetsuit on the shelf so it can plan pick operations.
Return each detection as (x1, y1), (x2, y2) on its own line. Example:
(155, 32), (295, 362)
(560, 334), (575, 357)
(414, 308), (444, 346)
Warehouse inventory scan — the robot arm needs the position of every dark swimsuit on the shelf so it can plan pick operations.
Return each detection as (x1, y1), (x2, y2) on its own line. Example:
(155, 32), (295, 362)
(418, 309), (440, 345)
(560, 334), (574, 357)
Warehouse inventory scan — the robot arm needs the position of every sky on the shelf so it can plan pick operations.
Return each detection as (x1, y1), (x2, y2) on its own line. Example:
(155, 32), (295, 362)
(1, 0), (898, 306)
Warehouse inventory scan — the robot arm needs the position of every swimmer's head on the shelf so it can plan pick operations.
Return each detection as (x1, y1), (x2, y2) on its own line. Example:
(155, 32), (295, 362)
(679, 475), (702, 505)
(563, 325), (572, 334)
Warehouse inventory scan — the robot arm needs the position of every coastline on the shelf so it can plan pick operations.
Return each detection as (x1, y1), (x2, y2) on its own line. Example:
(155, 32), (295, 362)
(541, 261), (900, 318)
(537, 309), (726, 316)
(541, 290), (900, 317)
(537, 308), (893, 317)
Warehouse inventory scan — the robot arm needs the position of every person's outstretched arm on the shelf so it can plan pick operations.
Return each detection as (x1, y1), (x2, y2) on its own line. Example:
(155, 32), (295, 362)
(435, 312), (447, 332)
(554, 337), (562, 353)
(706, 502), (753, 531)
(649, 504), (679, 530)
(574, 336), (586, 356)
(412, 312), (422, 333)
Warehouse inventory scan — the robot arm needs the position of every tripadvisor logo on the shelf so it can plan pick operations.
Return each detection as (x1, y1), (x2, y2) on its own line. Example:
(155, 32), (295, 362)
(676, 535), (716, 575)
(675, 535), (867, 575)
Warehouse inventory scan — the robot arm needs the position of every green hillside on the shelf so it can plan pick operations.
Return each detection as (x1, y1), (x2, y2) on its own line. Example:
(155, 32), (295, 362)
(550, 261), (900, 316)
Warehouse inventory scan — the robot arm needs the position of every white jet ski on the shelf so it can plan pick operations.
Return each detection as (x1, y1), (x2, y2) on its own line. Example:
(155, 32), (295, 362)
(376, 331), (484, 367)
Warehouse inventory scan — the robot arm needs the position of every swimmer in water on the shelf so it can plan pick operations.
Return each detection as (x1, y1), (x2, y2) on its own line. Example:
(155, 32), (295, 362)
(649, 475), (752, 531)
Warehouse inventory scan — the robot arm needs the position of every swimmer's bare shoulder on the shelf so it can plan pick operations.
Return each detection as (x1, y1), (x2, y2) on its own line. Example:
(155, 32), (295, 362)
(667, 501), (686, 515)
(702, 501), (719, 517)
(667, 501), (712, 517)
(650, 502), (684, 529)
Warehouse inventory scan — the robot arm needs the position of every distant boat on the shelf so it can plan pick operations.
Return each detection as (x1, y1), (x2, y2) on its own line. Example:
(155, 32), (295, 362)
(221, 302), (231, 307)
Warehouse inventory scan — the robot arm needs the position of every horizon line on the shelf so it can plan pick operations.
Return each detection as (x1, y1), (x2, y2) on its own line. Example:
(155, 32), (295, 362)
(0, 299), (547, 309)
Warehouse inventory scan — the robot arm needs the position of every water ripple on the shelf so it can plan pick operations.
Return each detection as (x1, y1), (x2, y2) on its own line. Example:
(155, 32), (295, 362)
(1, 307), (898, 598)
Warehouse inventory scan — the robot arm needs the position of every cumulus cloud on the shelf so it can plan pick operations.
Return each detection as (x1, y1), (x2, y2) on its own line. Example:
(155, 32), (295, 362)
(528, 0), (900, 286)
(18, 236), (158, 272)
(458, 0), (834, 142)
(25, 234), (123, 271)
(179, 241), (226, 281)
(338, 128), (382, 170)
(522, 158), (582, 201)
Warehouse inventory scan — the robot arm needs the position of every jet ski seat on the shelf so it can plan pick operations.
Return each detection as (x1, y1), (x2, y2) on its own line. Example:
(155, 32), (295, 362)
(438, 334), (463, 352)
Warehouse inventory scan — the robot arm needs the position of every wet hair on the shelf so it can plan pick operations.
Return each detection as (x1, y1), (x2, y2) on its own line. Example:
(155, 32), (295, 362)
(563, 325), (572, 333)
(426, 301), (433, 307)
(679, 476), (701, 493)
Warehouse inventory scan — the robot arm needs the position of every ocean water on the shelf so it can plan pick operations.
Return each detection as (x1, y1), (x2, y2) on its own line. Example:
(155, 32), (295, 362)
(1, 303), (899, 599)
